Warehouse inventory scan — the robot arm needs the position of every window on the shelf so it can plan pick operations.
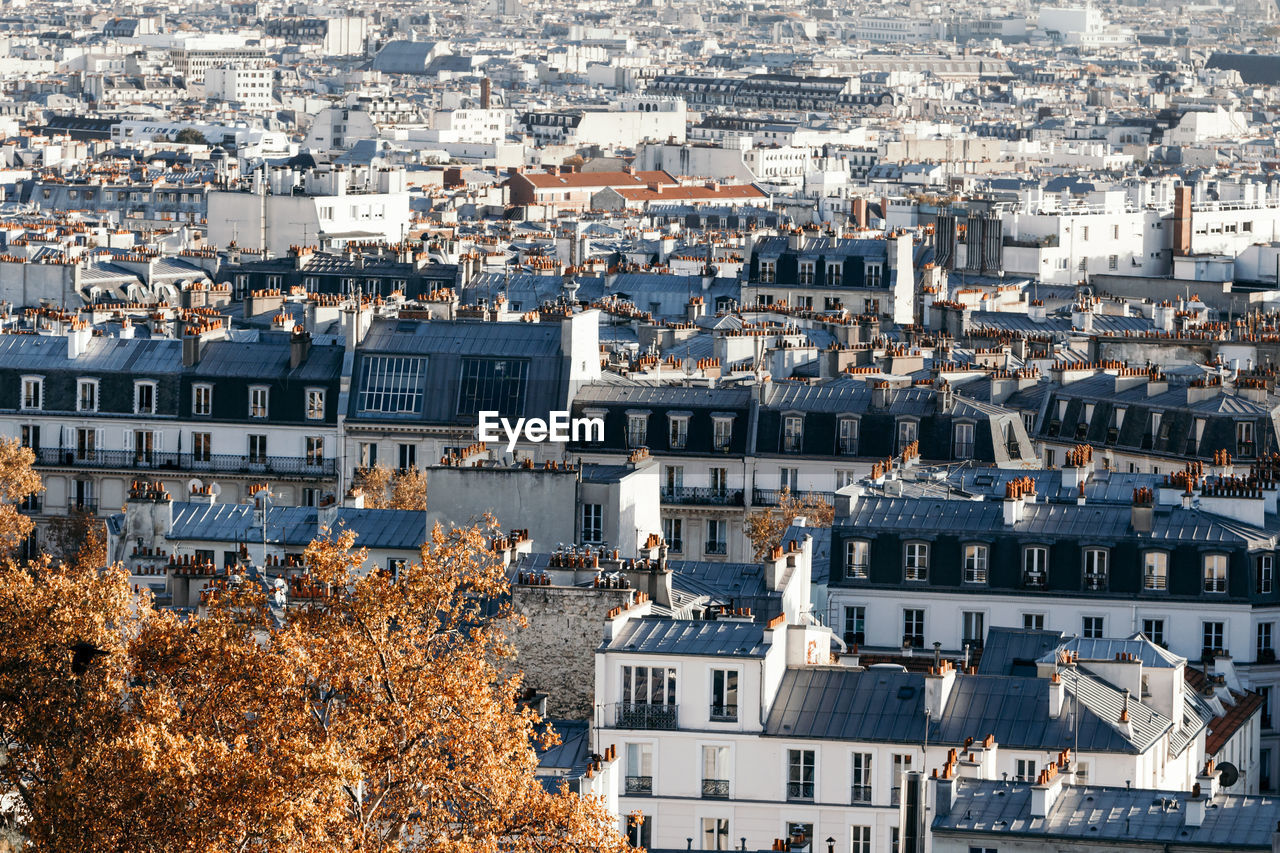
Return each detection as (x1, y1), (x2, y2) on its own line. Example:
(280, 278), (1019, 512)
(668, 415), (688, 449)
(358, 356), (425, 414)
(1084, 548), (1108, 591)
(712, 418), (732, 451)
(1204, 554), (1228, 593)
(1143, 618), (1165, 647)
(783, 415), (803, 452)
(962, 611), (985, 647)
(1259, 623), (1274, 661)
(953, 422), (975, 459)
(709, 468), (727, 495)
(963, 544), (988, 584)
(627, 814), (651, 848)
(850, 826), (871, 853)
(582, 504), (603, 543)
(306, 388), (325, 420)
(19, 424), (38, 452)
(891, 754), (912, 805)
(358, 442), (378, 468)
(760, 259), (776, 283)
(1015, 759), (1036, 782)
(621, 665), (676, 707)
(866, 263), (882, 288)
(904, 542), (928, 581)
(845, 540), (869, 580)
(627, 413), (648, 448)
(1023, 613), (1045, 631)
(398, 443), (416, 470)
(1108, 254), (1118, 271)
(1082, 225), (1090, 241)
(1239, 421), (1256, 456)
(20, 377), (42, 411)
(192, 432), (211, 463)
(663, 517), (683, 553)
(75, 428), (98, 462)
(701, 745), (730, 799)
(135, 381), (155, 415)
(249, 386), (269, 419)
(1023, 546), (1048, 586)
(1144, 552), (1168, 591)
(844, 605), (865, 646)
(798, 260), (815, 285)
(248, 434), (267, 463)
(837, 418), (858, 455)
(305, 436), (324, 465)
(1260, 555), (1274, 594)
(1082, 616), (1104, 639)
(851, 753), (872, 804)
(457, 357), (528, 418)
(710, 669), (738, 721)
(705, 519), (726, 555)
(701, 817), (729, 850)
(192, 384), (212, 416)
(1264, 688), (1273, 730)
(903, 609), (924, 648)
(897, 419), (917, 452)
(77, 379), (97, 413)
(787, 749), (815, 801)
(779, 467), (799, 492)
(131, 429), (155, 465)
(624, 743), (653, 795)
(664, 465), (683, 494)
(1203, 621), (1225, 655)
(836, 470), (856, 489)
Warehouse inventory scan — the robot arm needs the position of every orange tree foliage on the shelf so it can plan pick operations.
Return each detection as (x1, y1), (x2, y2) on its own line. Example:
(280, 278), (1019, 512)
(0, 524), (631, 853)
(0, 438), (42, 553)
(353, 464), (428, 511)
(743, 487), (835, 560)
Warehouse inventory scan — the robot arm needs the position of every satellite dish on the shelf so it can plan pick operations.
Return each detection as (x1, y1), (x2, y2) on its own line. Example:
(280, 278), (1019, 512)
(1218, 762), (1240, 788)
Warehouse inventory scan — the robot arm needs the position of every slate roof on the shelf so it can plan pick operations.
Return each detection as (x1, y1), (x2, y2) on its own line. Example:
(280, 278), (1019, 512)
(934, 779), (1280, 849)
(603, 617), (769, 657)
(765, 667), (1173, 754)
(0, 333), (180, 373)
(167, 502), (427, 550)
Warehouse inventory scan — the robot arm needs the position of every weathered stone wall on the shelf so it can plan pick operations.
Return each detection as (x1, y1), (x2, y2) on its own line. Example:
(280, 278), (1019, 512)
(509, 584), (632, 720)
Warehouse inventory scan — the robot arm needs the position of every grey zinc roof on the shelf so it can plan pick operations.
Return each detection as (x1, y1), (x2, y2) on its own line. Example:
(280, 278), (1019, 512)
(977, 627), (1066, 676)
(765, 668), (1169, 754)
(575, 382), (754, 408)
(838, 494), (1277, 547)
(934, 779), (1280, 849)
(602, 617), (769, 657)
(0, 333), (181, 373)
(191, 338), (344, 381)
(359, 317), (564, 358)
(167, 502), (427, 550)
(1050, 634), (1183, 669)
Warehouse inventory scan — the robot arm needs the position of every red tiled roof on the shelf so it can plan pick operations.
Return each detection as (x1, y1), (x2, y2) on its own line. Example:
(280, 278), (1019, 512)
(614, 184), (768, 202)
(1185, 666), (1265, 756)
(517, 170), (677, 190)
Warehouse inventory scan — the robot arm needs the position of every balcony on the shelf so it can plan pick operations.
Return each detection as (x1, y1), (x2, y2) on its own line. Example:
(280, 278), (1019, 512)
(34, 447), (337, 478)
(71, 499), (99, 514)
(851, 785), (872, 804)
(786, 782), (814, 803)
(1143, 573), (1168, 591)
(709, 704), (737, 722)
(1023, 571), (1046, 590)
(661, 486), (744, 507)
(613, 702), (678, 730)
(752, 488), (827, 506)
(624, 775), (652, 795)
(701, 779), (730, 799)
(1084, 573), (1107, 592)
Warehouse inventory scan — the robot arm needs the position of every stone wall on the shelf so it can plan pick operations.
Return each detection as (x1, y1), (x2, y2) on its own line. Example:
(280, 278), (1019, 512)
(509, 583), (632, 720)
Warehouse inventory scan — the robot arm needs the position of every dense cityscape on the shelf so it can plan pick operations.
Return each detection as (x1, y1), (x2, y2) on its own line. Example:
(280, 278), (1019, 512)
(5, 0), (1280, 849)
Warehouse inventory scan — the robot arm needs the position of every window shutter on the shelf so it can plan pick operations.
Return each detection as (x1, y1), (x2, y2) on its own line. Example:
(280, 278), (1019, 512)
(123, 430), (133, 451)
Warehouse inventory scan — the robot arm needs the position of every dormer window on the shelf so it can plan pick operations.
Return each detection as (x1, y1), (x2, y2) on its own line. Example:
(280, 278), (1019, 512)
(798, 261), (815, 285)
(1238, 421), (1256, 457)
(837, 417), (859, 455)
(249, 386), (269, 419)
(77, 379), (98, 413)
(668, 414), (689, 449)
(626, 411), (649, 448)
(134, 381), (156, 415)
(1084, 548), (1108, 591)
(783, 415), (803, 453)
(20, 376), (43, 411)
(760, 260), (776, 284)
(865, 263), (883, 287)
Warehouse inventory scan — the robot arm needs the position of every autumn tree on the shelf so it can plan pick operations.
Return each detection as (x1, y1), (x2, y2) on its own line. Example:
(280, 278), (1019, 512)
(353, 463), (428, 511)
(743, 487), (835, 561)
(0, 522), (631, 853)
(0, 437), (42, 554)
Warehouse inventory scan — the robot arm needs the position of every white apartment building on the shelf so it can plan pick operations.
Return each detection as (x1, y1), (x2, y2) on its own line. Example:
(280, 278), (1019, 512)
(204, 65), (274, 112)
